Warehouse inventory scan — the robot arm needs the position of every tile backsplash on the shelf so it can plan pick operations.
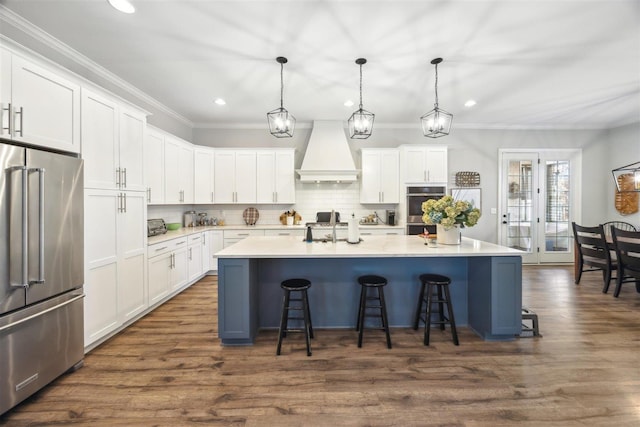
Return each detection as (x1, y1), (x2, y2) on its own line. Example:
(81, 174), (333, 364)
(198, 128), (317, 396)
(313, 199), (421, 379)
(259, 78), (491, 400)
(148, 181), (398, 226)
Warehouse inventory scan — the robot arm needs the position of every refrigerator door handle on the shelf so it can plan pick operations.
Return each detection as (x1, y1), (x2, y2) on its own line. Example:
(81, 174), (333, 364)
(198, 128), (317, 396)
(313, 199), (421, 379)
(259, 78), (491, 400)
(29, 167), (46, 285)
(0, 294), (84, 333)
(20, 165), (29, 288)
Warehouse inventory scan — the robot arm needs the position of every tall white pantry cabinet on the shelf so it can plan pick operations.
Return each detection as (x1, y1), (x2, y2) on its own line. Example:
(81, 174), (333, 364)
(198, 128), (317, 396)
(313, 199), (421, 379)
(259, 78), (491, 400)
(81, 87), (148, 348)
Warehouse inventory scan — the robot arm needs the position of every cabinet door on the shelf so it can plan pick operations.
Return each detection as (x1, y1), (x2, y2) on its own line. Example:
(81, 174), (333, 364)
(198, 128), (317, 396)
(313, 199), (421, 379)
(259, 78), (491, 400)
(164, 137), (182, 203)
(84, 189), (119, 345)
(209, 231), (224, 271)
(274, 150), (295, 203)
(171, 246), (189, 290)
(214, 151), (236, 203)
(404, 147), (427, 183)
(360, 150), (381, 203)
(11, 55), (80, 153)
(145, 129), (164, 204)
(235, 151), (257, 203)
(119, 107), (146, 192)
(0, 48), (10, 138)
(179, 144), (194, 203)
(81, 89), (118, 189)
(379, 150), (400, 203)
(256, 151), (275, 203)
(188, 241), (203, 282)
(425, 147), (448, 183)
(194, 147), (214, 204)
(117, 191), (147, 322)
(148, 253), (171, 305)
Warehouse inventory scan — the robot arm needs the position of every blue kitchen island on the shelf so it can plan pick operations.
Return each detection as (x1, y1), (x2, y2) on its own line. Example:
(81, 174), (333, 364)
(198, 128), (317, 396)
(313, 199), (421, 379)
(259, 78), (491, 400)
(215, 235), (523, 345)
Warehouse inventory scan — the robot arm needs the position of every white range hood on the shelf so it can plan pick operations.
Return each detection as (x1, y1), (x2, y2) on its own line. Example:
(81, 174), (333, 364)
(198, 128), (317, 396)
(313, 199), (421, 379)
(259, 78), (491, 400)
(296, 120), (359, 182)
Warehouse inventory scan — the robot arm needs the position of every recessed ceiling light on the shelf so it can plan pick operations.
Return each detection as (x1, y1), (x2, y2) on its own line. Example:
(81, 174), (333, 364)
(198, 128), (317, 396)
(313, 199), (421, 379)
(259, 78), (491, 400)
(344, 100), (354, 107)
(464, 99), (477, 108)
(214, 98), (226, 106)
(108, 0), (135, 14)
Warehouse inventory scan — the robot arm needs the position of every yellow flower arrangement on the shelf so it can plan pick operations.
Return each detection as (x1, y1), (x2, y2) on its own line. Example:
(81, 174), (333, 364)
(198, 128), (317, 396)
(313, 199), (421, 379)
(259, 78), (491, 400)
(422, 195), (481, 228)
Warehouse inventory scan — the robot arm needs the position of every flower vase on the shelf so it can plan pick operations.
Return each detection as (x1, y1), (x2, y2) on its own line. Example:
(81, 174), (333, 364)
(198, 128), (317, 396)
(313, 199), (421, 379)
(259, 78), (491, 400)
(436, 224), (461, 245)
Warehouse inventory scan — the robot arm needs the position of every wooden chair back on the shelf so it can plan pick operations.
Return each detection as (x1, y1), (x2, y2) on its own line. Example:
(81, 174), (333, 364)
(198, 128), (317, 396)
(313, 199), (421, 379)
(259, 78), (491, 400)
(572, 222), (611, 268)
(602, 221), (637, 240)
(611, 228), (640, 281)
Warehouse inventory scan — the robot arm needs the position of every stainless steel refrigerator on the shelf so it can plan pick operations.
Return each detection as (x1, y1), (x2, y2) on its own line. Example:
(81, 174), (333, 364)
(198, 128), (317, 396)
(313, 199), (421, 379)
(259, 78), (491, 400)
(0, 141), (84, 415)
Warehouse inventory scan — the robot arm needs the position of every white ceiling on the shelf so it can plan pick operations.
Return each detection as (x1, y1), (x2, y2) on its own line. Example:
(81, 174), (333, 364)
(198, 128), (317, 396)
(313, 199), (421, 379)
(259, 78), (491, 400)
(1, 0), (639, 130)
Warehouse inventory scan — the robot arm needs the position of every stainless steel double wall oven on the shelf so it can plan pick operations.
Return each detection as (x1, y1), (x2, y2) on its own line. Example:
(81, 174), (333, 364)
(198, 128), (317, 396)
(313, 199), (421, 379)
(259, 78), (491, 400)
(405, 185), (446, 235)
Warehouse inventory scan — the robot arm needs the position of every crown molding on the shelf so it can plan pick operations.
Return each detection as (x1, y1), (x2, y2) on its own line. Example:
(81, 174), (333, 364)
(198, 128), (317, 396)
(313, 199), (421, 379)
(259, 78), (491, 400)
(0, 5), (192, 127)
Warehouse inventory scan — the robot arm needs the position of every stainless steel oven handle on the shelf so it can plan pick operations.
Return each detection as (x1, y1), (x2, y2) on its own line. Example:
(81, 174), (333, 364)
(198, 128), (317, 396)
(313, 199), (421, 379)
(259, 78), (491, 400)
(0, 294), (84, 333)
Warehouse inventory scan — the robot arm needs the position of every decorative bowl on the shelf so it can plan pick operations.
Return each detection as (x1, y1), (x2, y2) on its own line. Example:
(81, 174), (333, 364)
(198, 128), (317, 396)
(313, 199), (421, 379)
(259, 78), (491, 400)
(166, 223), (181, 230)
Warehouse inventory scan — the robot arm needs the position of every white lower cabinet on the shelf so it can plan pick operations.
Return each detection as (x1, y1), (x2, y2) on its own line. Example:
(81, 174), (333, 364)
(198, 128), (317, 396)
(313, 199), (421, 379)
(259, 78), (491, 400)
(208, 230), (224, 271)
(187, 234), (204, 282)
(358, 227), (405, 236)
(147, 237), (189, 306)
(84, 189), (147, 347)
(223, 229), (264, 248)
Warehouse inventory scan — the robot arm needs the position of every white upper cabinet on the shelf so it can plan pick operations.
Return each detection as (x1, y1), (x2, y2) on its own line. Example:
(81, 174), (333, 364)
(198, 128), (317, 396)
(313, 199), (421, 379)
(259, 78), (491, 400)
(194, 146), (215, 204)
(256, 149), (295, 204)
(360, 148), (400, 204)
(1, 48), (80, 153)
(81, 88), (146, 191)
(214, 150), (256, 204)
(164, 136), (194, 204)
(403, 146), (448, 183)
(145, 128), (165, 204)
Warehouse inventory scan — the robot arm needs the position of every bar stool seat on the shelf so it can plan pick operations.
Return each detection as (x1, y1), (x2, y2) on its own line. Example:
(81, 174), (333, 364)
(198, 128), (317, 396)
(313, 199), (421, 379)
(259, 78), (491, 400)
(356, 275), (392, 349)
(414, 273), (459, 346)
(276, 278), (314, 356)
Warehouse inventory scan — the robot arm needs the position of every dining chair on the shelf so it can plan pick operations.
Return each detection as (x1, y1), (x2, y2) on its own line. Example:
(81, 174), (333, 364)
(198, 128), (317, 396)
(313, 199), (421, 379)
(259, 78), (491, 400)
(571, 222), (617, 293)
(610, 228), (640, 298)
(601, 221), (637, 241)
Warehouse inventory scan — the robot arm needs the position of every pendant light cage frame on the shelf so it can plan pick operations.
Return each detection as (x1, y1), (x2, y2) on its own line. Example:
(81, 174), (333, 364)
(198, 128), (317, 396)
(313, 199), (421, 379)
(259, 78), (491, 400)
(267, 56), (296, 138)
(421, 57), (453, 138)
(348, 58), (375, 139)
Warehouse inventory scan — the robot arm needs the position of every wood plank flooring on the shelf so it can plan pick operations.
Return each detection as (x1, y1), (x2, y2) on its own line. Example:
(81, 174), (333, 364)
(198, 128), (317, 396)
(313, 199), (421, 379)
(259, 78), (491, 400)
(1, 266), (639, 426)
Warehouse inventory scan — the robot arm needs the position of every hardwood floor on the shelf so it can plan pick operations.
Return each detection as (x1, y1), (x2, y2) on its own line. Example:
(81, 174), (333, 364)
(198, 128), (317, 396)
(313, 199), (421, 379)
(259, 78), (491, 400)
(2, 266), (639, 426)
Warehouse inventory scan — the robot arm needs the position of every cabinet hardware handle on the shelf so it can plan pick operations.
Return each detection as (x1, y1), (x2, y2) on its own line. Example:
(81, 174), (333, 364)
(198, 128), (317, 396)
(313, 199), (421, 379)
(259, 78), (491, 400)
(123, 192), (127, 213)
(189, 247), (192, 260)
(115, 168), (121, 186)
(15, 106), (23, 137)
(192, 236), (200, 240)
(211, 192), (214, 203)
(155, 246), (168, 251)
(171, 253), (175, 269)
(238, 233), (249, 236)
(122, 168), (127, 188)
(147, 187), (151, 203)
(1, 103), (12, 135)
(176, 241), (186, 245)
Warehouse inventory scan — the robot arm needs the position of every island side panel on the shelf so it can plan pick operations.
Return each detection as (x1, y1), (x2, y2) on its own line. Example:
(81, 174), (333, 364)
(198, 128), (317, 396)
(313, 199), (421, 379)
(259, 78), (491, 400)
(467, 256), (522, 340)
(218, 258), (259, 345)
(257, 257), (469, 329)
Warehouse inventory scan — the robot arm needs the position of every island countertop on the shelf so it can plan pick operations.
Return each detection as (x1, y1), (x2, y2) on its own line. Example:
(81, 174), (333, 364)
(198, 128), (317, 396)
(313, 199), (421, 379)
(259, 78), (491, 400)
(215, 235), (523, 258)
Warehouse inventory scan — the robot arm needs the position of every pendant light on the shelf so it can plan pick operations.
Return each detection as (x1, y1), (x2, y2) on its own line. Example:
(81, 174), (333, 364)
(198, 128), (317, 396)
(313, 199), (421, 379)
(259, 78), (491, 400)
(348, 58), (375, 139)
(267, 57), (296, 138)
(421, 58), (453, 138)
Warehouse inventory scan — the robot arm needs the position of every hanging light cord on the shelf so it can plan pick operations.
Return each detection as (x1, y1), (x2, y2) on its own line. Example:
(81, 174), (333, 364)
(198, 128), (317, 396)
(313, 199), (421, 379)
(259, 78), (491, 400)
(359, 62), (364, 110)
(279, 61), (284, 109)
(433, 62), (439, 108)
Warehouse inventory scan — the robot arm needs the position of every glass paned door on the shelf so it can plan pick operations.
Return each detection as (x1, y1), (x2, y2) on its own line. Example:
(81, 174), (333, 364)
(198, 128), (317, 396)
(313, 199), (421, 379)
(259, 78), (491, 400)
(500, 150), (580, 264)
(501, 153), (539, 263)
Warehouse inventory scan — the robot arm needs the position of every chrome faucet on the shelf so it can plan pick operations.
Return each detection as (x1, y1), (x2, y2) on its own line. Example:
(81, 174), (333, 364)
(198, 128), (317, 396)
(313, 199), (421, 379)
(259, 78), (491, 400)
(330, 209), (337, 243)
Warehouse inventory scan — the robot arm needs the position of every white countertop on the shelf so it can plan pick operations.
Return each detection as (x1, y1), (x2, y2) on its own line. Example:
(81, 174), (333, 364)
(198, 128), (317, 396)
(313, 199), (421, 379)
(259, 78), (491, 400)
(147, 224), (404, 245)
(215, 235), (524, 258)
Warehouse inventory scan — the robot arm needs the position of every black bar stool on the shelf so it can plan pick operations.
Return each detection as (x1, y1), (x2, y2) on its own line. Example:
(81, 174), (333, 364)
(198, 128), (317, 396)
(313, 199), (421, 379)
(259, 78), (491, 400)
(356, 275), (392, 349)
(414, 273), (459, 346)
(276, 278), (314, 356)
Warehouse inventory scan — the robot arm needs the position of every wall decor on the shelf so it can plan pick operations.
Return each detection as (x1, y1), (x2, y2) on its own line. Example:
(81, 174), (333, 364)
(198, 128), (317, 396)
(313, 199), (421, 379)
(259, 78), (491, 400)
(455, 171), (480, 187)
(615, 173), (639, 215)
